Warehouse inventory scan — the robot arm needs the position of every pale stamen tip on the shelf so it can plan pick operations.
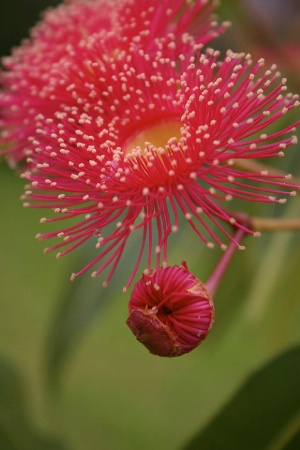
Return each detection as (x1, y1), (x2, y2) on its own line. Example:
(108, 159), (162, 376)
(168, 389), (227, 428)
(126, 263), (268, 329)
(238, 245), (246, 251)
(253, 231), (262, 238)
(223, 21), (232, 28)
(70, 273), (76, 282)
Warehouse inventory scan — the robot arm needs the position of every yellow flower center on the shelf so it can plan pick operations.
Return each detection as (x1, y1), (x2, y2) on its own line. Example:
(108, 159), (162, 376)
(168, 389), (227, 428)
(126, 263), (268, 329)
(124, 120), (182, 158)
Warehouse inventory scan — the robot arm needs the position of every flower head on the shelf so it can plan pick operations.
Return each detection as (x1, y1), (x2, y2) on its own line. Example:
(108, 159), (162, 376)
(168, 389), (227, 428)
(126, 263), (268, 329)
(126, 262), (214, 357)
(21, 43), (299, 288)
(0, 0), (226, 165)
(1, 0), (299, 289)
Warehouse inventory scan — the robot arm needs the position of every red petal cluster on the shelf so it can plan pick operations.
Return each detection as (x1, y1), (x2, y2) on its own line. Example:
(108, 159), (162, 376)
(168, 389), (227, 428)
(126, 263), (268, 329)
(0, 1), (299, 288)
(126, 262), (214, 357)
(0, 0), (225, 165)
(21, 47), (299, 287)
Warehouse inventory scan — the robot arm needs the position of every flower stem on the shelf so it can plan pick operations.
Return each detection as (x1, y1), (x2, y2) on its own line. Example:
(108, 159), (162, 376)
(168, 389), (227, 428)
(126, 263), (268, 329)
(232, 158), (300, 186)
(205, 227), (246, 297)
(205, 211), (300, 297)
(251, 217), (300, 232)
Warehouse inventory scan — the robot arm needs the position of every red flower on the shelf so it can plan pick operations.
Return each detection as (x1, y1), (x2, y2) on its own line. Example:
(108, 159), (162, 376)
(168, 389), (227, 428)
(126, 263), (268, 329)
(1, 1), (299, 289)
(0, 0), (225, 165)
(0, 0), (114, 166)
(21, 45), (299, 288)
(126, 262), (214, 357)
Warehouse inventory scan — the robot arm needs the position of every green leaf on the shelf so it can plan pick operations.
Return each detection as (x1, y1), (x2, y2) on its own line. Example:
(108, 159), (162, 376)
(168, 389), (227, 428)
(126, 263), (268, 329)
(183, 346), (300, 450)
(283, 428), (300, 450)
(0, 357), (68, 450)
(45, 265), (111, 388)
(44, 224), (148, 388)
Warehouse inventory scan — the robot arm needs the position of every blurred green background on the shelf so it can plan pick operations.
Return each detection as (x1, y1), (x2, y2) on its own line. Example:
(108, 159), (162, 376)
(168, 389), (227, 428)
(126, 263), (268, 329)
(1, 1), (300, 449)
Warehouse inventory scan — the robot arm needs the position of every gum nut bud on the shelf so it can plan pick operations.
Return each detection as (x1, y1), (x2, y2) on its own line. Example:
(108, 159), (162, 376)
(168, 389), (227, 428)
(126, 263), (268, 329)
(126, 262), (214, 357)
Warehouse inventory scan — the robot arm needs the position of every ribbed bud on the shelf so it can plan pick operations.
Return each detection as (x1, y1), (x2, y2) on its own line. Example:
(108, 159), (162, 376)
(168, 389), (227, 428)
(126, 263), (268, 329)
(126, 262), (214, 357)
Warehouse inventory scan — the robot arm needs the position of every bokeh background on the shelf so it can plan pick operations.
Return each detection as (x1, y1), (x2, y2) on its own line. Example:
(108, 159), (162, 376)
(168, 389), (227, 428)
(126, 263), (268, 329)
(1, 1), (300, 449)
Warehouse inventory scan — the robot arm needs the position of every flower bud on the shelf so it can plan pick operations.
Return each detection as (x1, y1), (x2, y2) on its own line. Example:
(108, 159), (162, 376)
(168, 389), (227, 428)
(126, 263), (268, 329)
(126, 262), (214, 357)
